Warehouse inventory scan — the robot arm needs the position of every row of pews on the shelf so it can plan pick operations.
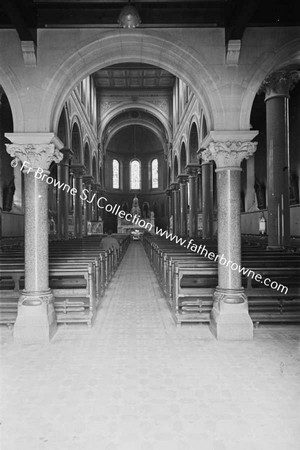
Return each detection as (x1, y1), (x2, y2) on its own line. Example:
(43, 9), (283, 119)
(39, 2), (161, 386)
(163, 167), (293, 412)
(143, 235), (300, 325)
(0, 234), (130, 327)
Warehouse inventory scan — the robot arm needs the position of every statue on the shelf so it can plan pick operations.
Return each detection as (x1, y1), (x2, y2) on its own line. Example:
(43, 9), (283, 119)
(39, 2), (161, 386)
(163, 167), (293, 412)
(254, 177), (266, 210)
(131, 195), (141, 216)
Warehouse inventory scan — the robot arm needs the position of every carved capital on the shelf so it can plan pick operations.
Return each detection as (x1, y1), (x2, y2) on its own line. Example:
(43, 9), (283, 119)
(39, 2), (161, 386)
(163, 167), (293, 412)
(186, 163), (200, 177)
(201, 141), (257, 169)
(71, 164), (86, 178)
(6, 143), (63, 170)
(92, 182), (102, 192)
(259, 70), (300, 99)
(177, 174), (188, 185)
(83, 175), (94, 187)
(170, 182), (179, 191)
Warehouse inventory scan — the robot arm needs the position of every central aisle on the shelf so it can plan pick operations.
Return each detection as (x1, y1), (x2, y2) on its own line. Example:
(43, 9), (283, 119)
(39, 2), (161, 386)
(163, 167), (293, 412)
(1, 242), (299, 450)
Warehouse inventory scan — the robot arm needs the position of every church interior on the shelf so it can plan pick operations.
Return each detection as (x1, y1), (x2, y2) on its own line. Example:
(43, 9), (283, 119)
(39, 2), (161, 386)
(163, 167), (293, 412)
(0, 1), (300, 449)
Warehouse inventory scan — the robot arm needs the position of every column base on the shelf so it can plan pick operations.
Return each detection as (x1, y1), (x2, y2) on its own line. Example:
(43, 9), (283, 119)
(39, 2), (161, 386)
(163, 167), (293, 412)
(209, 288), (253, 340)
(13, 290), (57, 344)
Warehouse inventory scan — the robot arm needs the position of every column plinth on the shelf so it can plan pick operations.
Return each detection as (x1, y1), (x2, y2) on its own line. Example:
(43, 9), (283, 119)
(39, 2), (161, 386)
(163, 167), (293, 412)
(5, 132), (63, 343)
(201, 132), (257, 340)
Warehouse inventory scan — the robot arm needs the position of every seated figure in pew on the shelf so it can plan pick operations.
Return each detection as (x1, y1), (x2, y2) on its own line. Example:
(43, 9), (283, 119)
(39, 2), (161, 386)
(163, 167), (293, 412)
(100, 230), (120, 254)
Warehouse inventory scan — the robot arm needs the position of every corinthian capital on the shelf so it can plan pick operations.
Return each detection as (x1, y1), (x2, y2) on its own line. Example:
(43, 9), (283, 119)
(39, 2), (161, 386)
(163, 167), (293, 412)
(259, 70), (300, 99)
(202, 141), (257, 169)
(6, 143), (63, 170)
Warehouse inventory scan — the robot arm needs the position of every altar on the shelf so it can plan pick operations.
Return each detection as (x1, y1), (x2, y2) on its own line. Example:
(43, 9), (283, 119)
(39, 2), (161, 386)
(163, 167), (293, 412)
(117, 196), (155, 234)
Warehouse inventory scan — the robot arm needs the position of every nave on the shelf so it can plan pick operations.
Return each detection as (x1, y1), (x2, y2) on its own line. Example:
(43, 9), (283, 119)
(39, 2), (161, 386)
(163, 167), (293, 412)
(1, 242), (299, 450)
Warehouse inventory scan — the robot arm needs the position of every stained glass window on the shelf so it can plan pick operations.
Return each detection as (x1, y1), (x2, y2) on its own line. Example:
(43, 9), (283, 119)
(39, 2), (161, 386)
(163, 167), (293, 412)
(130, 159), (141, 190)
(112, 159), (120, 189)
(151, 159), (158, 188)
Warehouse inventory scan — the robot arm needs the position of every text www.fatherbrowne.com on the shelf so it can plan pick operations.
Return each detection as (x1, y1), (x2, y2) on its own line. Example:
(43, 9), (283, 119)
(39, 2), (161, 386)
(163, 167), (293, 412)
(14, 159), (288, 295)
(154, 227), (289, 295)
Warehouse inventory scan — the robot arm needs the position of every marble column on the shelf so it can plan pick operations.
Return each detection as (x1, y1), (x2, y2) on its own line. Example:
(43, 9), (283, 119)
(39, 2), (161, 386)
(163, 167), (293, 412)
(57, 148), (73, 239)
(5, 132), (63, 344)
(170, 182), (180, 235)
(71, 164), (86, 238)
(186, 164), (200, 238)
(201, 131), (257, 340)
(177, 174), (188, 236)
(260, 71), (300, 248)
(199, 159), (214, 239)
(83, 175), (94, 234)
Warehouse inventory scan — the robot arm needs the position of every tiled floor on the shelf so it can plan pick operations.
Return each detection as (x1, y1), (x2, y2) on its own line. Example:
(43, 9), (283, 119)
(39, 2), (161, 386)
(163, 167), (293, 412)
(0, 242), (300, 450)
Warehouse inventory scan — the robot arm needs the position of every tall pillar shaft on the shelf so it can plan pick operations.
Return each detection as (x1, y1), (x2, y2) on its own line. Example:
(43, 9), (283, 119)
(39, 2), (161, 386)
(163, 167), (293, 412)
(201, 131), (257, 340)
(170, 182), (180, 235)
(186, 164), (199, 238)
(201, 161), (214, 239)
(57, 148), (73, 239)
(71, 164), (86, 238)
(261, 70), (300, 248)
(5, 132), (63, 344)
(178, 175), (188, 235)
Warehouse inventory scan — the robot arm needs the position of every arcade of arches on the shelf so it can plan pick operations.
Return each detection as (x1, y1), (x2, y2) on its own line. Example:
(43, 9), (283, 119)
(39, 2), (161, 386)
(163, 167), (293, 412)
(0, 21), (300, 347)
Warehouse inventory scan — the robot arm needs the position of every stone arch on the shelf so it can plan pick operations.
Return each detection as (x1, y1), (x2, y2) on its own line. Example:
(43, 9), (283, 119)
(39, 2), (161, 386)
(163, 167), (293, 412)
(40, 30), (219, 134)
(103, 111), (168, 154)
(188, 122), (199, 164)
(71, 120), (82, 164)
(100, 103), (172, 143)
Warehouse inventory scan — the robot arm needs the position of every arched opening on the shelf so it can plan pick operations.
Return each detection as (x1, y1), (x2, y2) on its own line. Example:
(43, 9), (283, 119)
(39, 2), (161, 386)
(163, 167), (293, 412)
(84, 142), (90, 174)
(189, 122), (199, 164)
(180, 143), (187, 173)
(71, 122), (82, 163)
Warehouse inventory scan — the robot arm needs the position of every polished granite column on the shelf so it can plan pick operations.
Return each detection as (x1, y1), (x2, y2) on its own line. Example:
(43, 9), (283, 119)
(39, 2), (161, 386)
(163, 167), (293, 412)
(6, 132), (63, 344)
(186, 164), (199, 238)
(200, 159), (214, 239)
(260, 71), (300, 248)
(57, 148), (73, 240)
(71, 164), (86, 238)
(201, 131), (257, 340)
(170, 182), (180, 235)
(177, 174), (188, 236)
